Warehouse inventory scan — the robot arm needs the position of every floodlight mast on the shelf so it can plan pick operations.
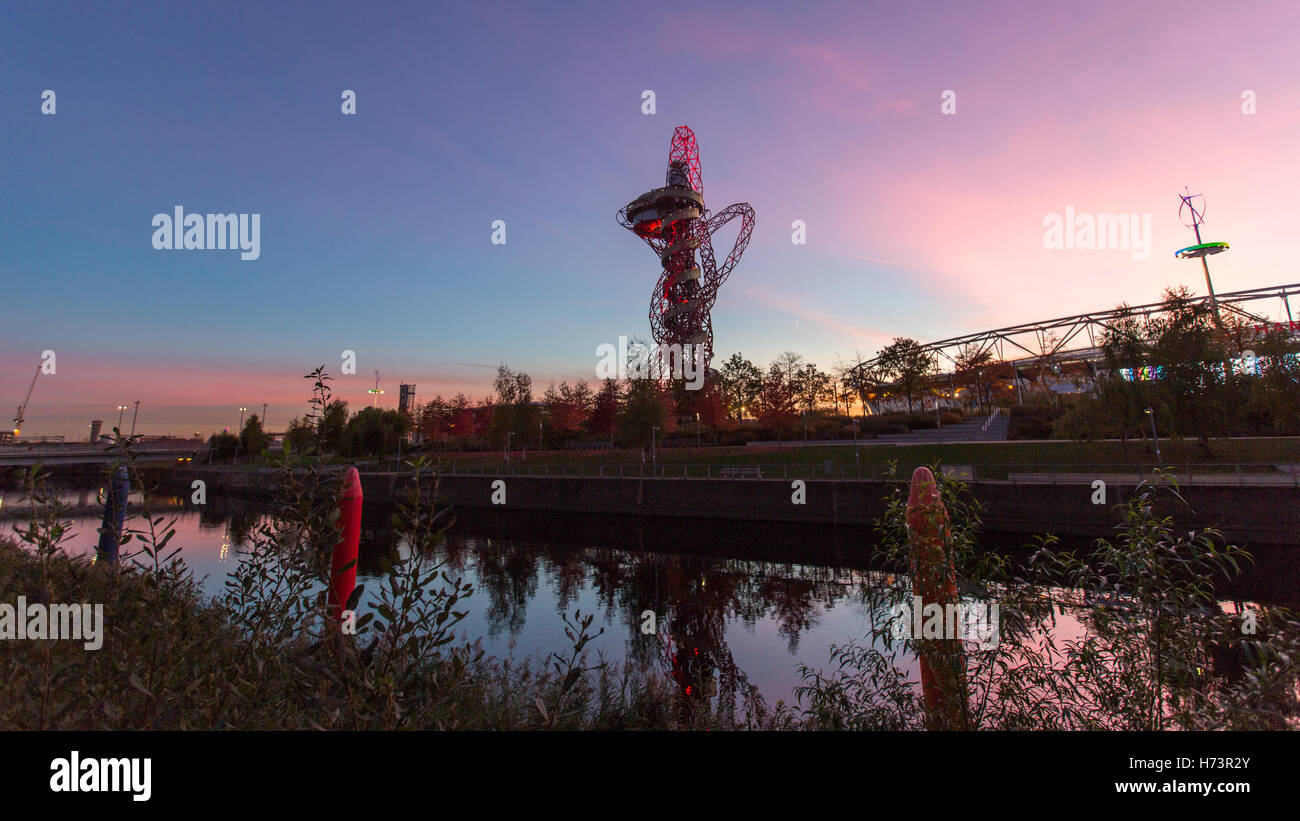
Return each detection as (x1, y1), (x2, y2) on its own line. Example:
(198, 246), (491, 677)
(1176, 190), (1230, 327)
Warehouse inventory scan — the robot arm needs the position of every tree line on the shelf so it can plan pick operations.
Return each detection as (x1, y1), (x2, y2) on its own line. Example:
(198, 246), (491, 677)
(206, 286), (1299, 461)
(1055, 286), (1300, 445)
(204, 339), (960, 460)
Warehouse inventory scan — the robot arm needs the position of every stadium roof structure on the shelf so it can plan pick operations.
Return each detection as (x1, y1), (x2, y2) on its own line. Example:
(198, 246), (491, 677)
(850, 281), (1300, 381)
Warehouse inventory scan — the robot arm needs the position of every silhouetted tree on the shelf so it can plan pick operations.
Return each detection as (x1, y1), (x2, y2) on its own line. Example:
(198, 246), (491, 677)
(876, 337), (937, 413)
(318, 400), (349, 452)
(340, 407), (409, 457)
(239, 414), (270, 456)
(588, 379), (620, 441)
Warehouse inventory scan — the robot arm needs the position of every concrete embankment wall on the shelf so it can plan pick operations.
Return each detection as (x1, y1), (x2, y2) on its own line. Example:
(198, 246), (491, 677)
(160, 467), (1299, 546)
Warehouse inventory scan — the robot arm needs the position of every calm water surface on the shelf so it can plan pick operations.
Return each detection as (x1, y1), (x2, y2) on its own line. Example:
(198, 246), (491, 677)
(4, 485), (1287, 710)
(3, 488), (902, 707)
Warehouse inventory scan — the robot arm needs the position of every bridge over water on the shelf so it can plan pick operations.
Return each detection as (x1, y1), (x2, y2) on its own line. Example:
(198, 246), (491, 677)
(0, 441), (201, 468)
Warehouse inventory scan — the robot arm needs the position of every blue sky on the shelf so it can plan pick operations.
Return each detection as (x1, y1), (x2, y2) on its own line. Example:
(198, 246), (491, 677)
(4, 0), (1299, 436)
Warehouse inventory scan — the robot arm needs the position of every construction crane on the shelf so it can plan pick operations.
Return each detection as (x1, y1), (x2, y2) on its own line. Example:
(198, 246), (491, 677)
(12, 364), (40, 438)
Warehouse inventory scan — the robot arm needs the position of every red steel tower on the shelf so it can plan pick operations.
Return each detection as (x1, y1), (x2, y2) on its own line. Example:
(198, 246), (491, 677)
(618, 126), (755, 373)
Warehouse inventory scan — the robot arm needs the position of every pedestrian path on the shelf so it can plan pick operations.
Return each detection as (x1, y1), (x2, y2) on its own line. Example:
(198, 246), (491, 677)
(871, 412), (1009, 444)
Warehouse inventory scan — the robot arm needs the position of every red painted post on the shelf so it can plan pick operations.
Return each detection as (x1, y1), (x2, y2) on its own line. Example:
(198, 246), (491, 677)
(905, 466), (968, 730)
(329, 467), (363, 624)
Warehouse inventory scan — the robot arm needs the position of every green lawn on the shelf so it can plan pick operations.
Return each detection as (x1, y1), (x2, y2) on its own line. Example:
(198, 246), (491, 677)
(380, 437), (1300, 481)
(207, 437), (1300, 481)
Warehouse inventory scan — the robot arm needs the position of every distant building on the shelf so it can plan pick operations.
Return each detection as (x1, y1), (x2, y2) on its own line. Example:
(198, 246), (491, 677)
(399, 384), (416, 416)
(89, 420), (103, 443)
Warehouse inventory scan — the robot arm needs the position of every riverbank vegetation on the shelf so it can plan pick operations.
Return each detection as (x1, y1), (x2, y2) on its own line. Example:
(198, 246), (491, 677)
(1052, 287), (1300, 443)
(4, 369), (1297, 730)
(6, 458), (1296, 730)
(245, 351), (972, 461)
(799, 474), (1300, 729)
(239, 437), (1300, 481)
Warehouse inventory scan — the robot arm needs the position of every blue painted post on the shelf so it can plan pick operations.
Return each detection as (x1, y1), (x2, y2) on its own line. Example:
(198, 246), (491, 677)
(96, 467), (129, 564)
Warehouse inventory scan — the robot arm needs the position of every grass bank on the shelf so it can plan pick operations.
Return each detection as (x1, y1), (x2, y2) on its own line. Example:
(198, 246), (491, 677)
(6, 428), (1299, 730)
(372, 437), (1300, 480)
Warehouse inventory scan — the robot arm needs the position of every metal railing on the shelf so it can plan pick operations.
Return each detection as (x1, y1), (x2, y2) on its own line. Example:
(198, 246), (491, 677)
(410, 460), (1300, 486)
(981, 408), (1001, 432)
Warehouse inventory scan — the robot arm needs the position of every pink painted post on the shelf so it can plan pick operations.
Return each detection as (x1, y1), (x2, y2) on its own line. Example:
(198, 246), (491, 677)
(905, 466), (968, 730)
(328, 467), (363, 624)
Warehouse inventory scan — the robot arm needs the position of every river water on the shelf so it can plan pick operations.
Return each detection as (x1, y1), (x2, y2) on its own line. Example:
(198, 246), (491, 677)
(2, 485), (1290, 712)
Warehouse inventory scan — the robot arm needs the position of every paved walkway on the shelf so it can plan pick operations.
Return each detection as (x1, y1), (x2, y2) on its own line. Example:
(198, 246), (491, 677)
(1005, 471), (1299, 486)
(869, 413), (1009, 444)
(746, 413), (1010, 448)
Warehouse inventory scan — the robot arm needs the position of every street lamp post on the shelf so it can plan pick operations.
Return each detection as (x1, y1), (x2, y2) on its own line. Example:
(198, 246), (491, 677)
(1145, 406), (1161, 468)
(116, 405), (127, 431)
(652, 426), (660, 468)
(696, 412), (701, 449)
(852, 418), (859, 467)
(234, 407), (248, 464)
(130, 400), (141, 436)
(505, 431), (514, 462)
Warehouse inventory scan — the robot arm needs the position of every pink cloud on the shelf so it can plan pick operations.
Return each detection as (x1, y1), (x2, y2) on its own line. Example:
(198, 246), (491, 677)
(736, 284), (894, 350)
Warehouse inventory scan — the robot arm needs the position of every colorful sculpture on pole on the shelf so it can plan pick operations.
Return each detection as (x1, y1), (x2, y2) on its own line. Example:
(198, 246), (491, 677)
(1176, 190), (1229, 327)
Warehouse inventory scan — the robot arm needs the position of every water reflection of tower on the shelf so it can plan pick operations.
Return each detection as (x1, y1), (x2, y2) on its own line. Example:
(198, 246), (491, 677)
(658, 563), (738, 723)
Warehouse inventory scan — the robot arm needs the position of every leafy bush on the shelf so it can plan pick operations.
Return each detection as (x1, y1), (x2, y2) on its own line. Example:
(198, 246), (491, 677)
(340, 406), (410, 457)
(859, 417), (907, 436)
(906, 413), (938, 430)
(795, 470), (1300, 730)
(206, 432), (240, 461)
(1009, 403), (1063, 439)
(0, 369), (780, 731)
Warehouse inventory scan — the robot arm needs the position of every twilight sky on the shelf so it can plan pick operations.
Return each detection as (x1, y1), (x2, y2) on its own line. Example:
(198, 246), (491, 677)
(3, 0), (1299, 437)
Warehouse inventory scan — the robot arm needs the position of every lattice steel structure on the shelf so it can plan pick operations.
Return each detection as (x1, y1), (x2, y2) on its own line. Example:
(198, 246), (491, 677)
(850, 281), (1300, 382)
(618, 126), (755, 371)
